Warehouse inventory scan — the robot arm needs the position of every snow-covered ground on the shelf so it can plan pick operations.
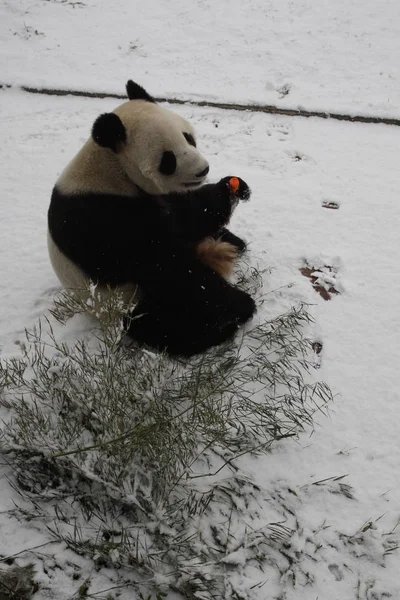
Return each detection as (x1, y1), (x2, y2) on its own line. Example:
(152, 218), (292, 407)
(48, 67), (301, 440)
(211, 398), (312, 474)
(1, 1), (400, 598)
(1, 0), (400, 117)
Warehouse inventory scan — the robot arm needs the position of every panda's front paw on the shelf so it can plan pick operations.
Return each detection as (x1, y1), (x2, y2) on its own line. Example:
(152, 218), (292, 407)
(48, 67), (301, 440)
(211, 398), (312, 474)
(221, 176), (251, 203)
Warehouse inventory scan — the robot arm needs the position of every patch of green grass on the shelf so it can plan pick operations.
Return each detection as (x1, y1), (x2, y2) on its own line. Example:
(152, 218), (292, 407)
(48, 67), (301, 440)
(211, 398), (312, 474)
(0, 565), (38, 600)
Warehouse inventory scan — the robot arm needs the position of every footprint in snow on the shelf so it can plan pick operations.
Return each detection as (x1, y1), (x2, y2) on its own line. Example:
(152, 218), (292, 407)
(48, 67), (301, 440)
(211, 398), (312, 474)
(288, 151), (317, 167)
(328, 564), (344, 581)
(266, 122), (292, 141)
(33, 285), (62, 308)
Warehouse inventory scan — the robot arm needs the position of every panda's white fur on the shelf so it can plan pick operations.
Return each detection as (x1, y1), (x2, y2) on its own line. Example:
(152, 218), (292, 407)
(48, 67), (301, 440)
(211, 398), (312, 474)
(57, 101), (208, 197)
(49, 97), (238, 308)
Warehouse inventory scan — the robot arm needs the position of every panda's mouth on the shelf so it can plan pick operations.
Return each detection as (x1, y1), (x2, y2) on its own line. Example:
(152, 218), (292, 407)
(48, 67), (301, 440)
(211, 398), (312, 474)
(183, 181), (203, 188)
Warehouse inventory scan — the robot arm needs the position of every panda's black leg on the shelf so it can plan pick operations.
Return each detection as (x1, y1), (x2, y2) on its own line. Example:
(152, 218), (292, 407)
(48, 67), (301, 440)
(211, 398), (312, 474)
(126, 261), (256, 356)
(217, 228), (247, 254)
(126, 304), (240, 357)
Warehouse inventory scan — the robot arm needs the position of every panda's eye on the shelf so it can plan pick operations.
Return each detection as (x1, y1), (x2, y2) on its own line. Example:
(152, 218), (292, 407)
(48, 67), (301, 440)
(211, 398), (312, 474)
(159, 151), (177, 176)
(183, 132), (196, 147)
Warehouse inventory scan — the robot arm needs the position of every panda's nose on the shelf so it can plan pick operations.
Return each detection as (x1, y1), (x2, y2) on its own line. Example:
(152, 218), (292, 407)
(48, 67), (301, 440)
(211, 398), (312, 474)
(196, 165), (210, 178)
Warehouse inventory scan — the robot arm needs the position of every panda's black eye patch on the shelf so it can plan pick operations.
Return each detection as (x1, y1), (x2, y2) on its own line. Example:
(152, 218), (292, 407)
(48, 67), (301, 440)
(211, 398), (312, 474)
(159, 151), (177, 176)
(183, 132), (196, 147)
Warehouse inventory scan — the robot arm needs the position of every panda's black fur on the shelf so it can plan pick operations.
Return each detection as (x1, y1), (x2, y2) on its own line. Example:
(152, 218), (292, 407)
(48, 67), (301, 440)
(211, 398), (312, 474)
(48, 80), (255, 356)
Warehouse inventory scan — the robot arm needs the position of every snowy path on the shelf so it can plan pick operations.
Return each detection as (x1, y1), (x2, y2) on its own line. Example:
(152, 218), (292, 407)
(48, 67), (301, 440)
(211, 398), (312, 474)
(1, 86), (400, 598)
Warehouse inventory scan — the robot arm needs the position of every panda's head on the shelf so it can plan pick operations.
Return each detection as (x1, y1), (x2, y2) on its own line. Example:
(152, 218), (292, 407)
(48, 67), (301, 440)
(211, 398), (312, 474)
(91, 80), (210, 195)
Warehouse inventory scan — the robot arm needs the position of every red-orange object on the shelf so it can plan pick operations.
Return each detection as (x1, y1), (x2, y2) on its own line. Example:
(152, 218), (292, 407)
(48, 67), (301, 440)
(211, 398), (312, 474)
(229, 177), (240, 194)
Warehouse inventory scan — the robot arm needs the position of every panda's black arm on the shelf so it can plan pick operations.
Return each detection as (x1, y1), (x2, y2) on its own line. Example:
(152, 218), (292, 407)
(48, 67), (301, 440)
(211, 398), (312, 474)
(48, 188), (228, 287)
(166, 177), (250, 242)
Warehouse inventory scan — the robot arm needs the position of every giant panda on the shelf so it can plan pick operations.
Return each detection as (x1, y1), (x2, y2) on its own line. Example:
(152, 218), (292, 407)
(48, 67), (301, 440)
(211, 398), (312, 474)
(48, 79), (256, 356)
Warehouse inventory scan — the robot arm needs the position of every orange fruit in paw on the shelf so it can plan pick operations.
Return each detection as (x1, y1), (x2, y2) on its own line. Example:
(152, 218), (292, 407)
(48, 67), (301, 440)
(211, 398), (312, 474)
(229, 177), (240, 194)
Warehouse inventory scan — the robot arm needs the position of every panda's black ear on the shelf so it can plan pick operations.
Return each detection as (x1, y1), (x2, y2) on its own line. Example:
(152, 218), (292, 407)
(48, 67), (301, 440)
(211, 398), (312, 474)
(92, 113), (126, 152)
(126, 80), (156, 103)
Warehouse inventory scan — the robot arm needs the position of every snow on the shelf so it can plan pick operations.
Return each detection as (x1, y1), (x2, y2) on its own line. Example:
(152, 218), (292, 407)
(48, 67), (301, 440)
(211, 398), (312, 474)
(1, 1), (400, 598)
(2, 0), (400, 117)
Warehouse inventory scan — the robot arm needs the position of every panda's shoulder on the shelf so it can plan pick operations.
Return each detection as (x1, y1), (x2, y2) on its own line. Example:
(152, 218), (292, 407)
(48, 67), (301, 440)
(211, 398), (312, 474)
(48, 186), (164, 229)
(50, 186), (127, 219)
(50, 185), (135, 207)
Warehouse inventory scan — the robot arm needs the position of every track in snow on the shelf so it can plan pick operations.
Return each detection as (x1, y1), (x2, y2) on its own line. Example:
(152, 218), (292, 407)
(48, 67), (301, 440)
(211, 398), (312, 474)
(2, 82), (400, 127)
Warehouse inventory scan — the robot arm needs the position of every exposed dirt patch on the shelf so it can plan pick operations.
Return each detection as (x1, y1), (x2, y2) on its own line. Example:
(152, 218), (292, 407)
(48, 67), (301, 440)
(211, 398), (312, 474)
(312, 341), (323, 355)
(300, 265), (340, 301)
(312, 341), (323, 369)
